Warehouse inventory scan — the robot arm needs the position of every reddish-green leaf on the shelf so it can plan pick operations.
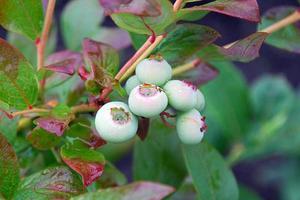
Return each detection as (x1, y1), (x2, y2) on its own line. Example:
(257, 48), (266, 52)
(0, 38), (39, 110)
(0, 0), (43, 40)
(45, 51), (83, 75)
(99, 0), (161, 17)
(154, 24), (220, 65)
(35, 117), (69, 137)
(13, 166), (85, 199)
(61, 142), (105, 186)
(27, 127), (61, 150)
(82, 38), (119, 88)
(0, 133), (20, 199)
(258, 6), (300, 54)
(111, 0), (175, 35)
(65, 119), (106, 148)
(71, 181), (175, 200)
(198, 32), (269, 63)
(184, 0), (260, 22)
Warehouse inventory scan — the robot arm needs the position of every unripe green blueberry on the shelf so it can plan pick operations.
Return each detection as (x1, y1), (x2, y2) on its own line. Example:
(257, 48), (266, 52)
(135, 56), (172, 86)
(163, 80), (197, 111)
(128, 84), (168, 118)
(176, 109), (206, 144)
(95, 101), (138, 143)
(125, 75), (140, 95)
(195, 89), (205, 111)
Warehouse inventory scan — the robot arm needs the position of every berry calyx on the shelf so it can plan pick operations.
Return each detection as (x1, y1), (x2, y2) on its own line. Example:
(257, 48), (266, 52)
(163, 80), (197, 111)
(128, 84), (168, 118)
(95, 101), (138, 143)
(135, 56), (172, 86)
(176, 109), (207, 144)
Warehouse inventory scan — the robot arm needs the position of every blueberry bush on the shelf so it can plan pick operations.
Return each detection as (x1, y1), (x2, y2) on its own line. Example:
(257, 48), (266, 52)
(0, 0), (300, 199)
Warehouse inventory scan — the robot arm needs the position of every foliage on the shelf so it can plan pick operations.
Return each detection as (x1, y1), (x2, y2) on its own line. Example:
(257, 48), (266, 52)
(0, 0), (299, 199)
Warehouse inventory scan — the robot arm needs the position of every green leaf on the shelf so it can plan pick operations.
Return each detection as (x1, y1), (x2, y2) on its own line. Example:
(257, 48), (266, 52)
(71, 181), (174, 200)
(14, 166), (85, 200)
(27, 127), (61, 150)
(239, 185), (262, 200)
(251, 75), (294, 121)
(237, 76), (299, 159)
(154, 24), (220, 65)
(176, 10), (208, 21)
(0, 133), (20, 199)
(7, 26), (57, 66)
(258, 6), (300, 54)
(0, 115), (18, 143)
(51, 104), (72, 119)
(0, 0), (43, 40)
(111, 0), (175, 35)
(61, 0), (104, 50)
(133, 119), (186, 188)
(202, 61), (251, 151)
(170, 177), (197, 200)
(182, 142), (239, 200)
(0, 38), (39, 110)
(129, 32), (148, 50)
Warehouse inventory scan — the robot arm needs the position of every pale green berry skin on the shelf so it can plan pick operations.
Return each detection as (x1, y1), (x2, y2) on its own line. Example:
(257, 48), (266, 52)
(95, 101), (138, 143)
(163, 80), (197, 111)
(176, 109), (205, 144)
(128, 84), (168, 118)
(135, 58), (172, 86)
(125, 75), (140, 95)
(195, 89), (205, 111)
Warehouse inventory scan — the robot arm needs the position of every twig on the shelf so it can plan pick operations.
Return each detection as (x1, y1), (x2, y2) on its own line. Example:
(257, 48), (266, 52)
(173, 10), (300, 75)
(11, 108), (50, 118)
(71, 104), (99, 114)
(99, 0), (184, 99)
(37, 0), (56, 71)
(224, 10), (300, 48)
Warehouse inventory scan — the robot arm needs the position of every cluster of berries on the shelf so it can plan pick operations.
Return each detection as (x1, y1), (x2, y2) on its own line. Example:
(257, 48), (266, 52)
(95, 55), (207, 144)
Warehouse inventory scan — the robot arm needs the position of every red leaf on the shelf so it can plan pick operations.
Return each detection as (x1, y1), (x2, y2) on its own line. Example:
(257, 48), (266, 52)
(89, 131), (107, 148)
(99, 0), (161, 17)
(35, 117), (69, 136)
(137, 117), (150, 141)
(187, 0), (260, 22)
(62, 158), (104, 187)
(223, 32), (268, 62)
(45, 50), (83, 75)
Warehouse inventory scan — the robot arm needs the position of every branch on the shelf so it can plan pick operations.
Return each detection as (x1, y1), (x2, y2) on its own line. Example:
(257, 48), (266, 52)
(99, 0), (184, 99)
(10, 108), (50, 118)
(224, 10), (300, 48)
(173, 10), (300, 75)
(37, 0), (56, 71)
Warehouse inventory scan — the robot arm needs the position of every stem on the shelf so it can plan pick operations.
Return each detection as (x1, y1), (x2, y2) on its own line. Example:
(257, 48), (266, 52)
(172, 59), (201, 76)
(99, 0), (183, 99)
(173, 0), (184, 12)
(37, 0), (56, 71)
(11, 108), (49, 118)
(114, 37), (154, 81)
(71, 104), (99, 114)
(260, 10), (300, 34)
(173, 10), (300, 74)
(224, 10), (300, 49)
